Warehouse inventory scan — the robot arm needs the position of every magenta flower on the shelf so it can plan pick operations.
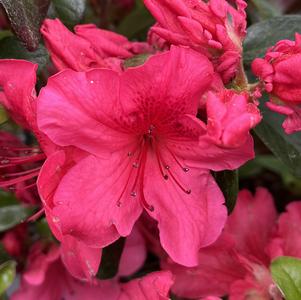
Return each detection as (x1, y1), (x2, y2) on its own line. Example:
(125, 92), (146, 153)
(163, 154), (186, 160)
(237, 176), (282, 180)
(0, 60), (101, 280)
(206, 90), (262, 148)
(36, 47), (254, 268)
(252, 33), (301, 134)
(162, 187), (301, 299)
(41, 19), (151, 72)
(12, 240), (171, 300)
(144, 0), (247, 83)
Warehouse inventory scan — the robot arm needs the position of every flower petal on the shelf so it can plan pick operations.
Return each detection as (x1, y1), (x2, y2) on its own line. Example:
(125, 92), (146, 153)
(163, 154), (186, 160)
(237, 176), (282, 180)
(60, 235), (102, 281)
(41, 19), (101, 71)
(226, 188), (277, 265)
(118, 227), (147, 277)
(143, 151), (227, 267)
(119, 271), (174, 300)
(37, 68), (134, 157)
(268, 201), (301, 260)
(0, 59), (37, 130)
(52, 153), (143, 247)
(120, 46), (214, 116)
(162, 234), (246, 298)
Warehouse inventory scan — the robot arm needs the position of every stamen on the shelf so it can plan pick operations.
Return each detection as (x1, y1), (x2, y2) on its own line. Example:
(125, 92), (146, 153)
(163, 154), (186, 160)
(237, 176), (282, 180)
(154, 144), (168, 180)
(165, 146), (189, 173)
(2, 167), (41, 178)
(0, 153), (46, 168)
(0, 170), (40, 188)
(28, 208), (45, 222)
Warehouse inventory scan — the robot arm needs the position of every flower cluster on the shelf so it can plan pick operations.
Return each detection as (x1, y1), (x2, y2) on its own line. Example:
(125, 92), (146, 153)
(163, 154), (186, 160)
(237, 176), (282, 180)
(0, 0), (301, 299)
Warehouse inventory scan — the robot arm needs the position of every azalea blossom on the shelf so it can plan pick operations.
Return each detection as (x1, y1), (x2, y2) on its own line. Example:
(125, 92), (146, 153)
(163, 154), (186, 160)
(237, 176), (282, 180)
(0, 59), (103, 281)
(12, 239), (172, 300)
(206, 90), (262, 148)
(144, 0), (247, 83)
(252, 33), (301, 134)
(36, 46), (257, 269)
(161, 187), (301, 299)
(41, 18), (151, 72)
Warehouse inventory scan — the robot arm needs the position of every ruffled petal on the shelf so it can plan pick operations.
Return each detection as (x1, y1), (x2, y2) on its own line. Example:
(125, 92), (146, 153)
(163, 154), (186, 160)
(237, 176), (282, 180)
(41, 19), (101, 71)
(60, 235), (102, 281)
(119, 271), (174, 300)
(162, 234), (245, 298)
(226, 188), (277, 265)
(143, 150), (227, 267)
(37, 68), (135, 157)
(120, 46), (214, 116)
(51, 153), (143, 247)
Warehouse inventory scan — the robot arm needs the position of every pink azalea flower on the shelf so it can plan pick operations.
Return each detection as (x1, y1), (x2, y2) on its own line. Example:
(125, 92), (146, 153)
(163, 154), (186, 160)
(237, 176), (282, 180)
(144, 0), (247, 83)
(41, 19), (152, 72)
(0, 60), (100, 280)
(12, 241), (172, 300)
(252, 33), (301, 134)
(206, 90), (262, 148)
(36, 47), (255, 268)
(161, 187), (298, 299)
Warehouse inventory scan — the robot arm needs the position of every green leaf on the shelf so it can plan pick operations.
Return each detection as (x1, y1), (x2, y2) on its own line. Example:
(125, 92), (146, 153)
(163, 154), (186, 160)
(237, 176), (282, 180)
(0, 205), (35, 232)
(35, 218), (53, 239)
(97, 237), (125, 279)
(254, 97), (301, 177)
(271, 256), (301, 300)
(51, 0), (87, 28)
(0, 0), (50, 51)
(0, 261), (16, 296)
(212, 170), (238, 214)
(243, 15), (301, 66)
(117, 0), (154, 39)
(0, 191), (18, 208)
(0, 245), (11, 266)
(0, 36), (49, 72)
(247, 0), (281, 23)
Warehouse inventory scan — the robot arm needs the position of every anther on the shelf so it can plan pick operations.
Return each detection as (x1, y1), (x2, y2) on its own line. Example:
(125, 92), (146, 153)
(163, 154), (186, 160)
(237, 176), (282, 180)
(163, 174), (169, 180)
(165, 165), (170, 170)
(116, 201), (122, 207)
(185, 189), (191, 194)
(183, 167), (189, 172)
(131, 191), (137, 197)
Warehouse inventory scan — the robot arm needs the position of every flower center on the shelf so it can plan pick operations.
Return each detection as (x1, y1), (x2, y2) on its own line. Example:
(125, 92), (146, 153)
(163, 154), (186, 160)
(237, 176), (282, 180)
(116, 125), (191, 212)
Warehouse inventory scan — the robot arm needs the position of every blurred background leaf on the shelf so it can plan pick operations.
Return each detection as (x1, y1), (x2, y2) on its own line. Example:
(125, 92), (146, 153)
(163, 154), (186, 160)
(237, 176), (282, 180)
(247, 0), (281, 23)
(97, 237), (125, 279)
(0, 260), (16, 296)
(244, 15), (301, 66)
(0, 36), (49, 73)
(213, 170), (238, 214)
(50, 0), (86, 28)
(117, 0), (154, 40)
(253, 97), (301, 178)
(0, 0), (51, 50)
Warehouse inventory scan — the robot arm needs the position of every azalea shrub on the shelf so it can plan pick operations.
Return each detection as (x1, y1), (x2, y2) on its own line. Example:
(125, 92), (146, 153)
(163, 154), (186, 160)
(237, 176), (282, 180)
(1, 0), (301, 299)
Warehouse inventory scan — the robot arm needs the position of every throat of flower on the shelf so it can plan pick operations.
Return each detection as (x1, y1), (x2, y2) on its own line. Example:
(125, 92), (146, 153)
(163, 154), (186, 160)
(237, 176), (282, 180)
(116, 139), (154, 212)
(116, 127), (191, 212)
